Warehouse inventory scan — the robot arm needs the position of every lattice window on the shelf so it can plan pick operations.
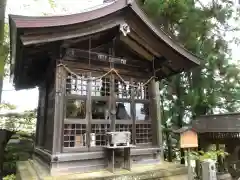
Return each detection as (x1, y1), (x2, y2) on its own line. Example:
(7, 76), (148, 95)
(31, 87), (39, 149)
(136, 123), (152, 144)
(132, 81), (149, 100)
(66, 73), (88, 95)
(66, 99), (86, 119)
(63, 124), (87, 147)
(135, 102), (150, 121)
(63, 69), (153, 149)
(91, 124), (110, 146)
(91, 77), (110, 97)
(92, 100), (109, 120)
(116, 124), (132, 132)
(114, 79), (131, 99)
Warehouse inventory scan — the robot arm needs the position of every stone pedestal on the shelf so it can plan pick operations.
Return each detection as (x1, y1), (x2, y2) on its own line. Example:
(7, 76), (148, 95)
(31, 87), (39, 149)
(16, 160), (189, 180)
(217, 172), (232, 180)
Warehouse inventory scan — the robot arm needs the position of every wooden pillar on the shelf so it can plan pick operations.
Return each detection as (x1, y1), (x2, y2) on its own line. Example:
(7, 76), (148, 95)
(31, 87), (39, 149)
(130, 78), (136, 144)
(86, 72), (92, 148)
(35, 89), (42, 146)
(110, 73), (116, 131)
(52, 64), (66, 154)
(37, 85), (47, 148)
(150, 79), (163, 158)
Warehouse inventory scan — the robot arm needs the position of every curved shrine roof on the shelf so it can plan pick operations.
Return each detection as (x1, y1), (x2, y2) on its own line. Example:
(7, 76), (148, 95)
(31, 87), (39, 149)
(9, 0), (201, 89)
(9, 0), (124, 28)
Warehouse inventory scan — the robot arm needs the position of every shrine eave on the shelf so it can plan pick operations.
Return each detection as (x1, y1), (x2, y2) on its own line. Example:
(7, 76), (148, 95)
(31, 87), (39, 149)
(9, 0), (202, 89)
(9, 0), (126, 28)
(192, 112), (240, 133)
(9, 0), (200, 63)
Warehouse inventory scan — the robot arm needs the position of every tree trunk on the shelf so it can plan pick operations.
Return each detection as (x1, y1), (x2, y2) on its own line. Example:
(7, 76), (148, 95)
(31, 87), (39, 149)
(0, 0), (7, 103)
(0, 129), (14, 178)
(175, 75), (185, 164)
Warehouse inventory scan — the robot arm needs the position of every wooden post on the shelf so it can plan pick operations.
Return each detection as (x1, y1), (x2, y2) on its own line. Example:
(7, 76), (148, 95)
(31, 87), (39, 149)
(150, 79), (163, 159)
(86, 72), (92, 148)
(52, 64), (66, 154)
(130, 78), (136, 144)
(187, 148), (193, 180)
(110, 73), (116, 132)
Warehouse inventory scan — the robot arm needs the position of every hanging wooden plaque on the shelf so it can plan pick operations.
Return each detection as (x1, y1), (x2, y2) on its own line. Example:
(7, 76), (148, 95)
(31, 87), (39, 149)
(180, 129), (198, 148)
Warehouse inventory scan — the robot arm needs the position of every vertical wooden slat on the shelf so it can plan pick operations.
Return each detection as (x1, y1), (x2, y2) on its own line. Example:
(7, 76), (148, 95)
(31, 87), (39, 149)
(36, 85), (45, 147)
(52, 63), (66, 154)
(42, 81), (49, 150)
(86, 72), (92, 148)
(110, 73), (116, 131)
(35, 89), (41, 146)
(150, 80), (163, 158)
(130, 78), (136, 144)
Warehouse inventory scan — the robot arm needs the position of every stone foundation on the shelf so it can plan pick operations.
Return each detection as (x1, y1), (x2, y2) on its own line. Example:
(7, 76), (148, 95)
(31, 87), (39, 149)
(16, 160), (188, 180)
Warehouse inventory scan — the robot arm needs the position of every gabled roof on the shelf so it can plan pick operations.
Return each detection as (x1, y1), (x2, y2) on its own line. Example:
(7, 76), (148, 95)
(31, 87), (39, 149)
(9, 0), (201, 89)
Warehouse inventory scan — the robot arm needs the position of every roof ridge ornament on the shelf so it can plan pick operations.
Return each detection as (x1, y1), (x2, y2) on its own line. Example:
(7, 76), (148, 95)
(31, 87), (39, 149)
(126, 0), (134, 5)
(120, 23), (131, 36)
(104, 0), (134, 5)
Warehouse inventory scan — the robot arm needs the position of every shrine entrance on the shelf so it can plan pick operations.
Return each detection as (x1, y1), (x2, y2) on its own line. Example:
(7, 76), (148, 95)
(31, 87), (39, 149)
(63, 62), (152, 151)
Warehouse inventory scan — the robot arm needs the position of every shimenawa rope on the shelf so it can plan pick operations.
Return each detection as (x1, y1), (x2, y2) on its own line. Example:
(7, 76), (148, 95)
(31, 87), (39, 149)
(57, 63), (156, 88)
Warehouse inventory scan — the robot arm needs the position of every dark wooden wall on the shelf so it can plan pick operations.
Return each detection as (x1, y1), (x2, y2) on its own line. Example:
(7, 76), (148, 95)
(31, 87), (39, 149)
(35, 59), (56, 152)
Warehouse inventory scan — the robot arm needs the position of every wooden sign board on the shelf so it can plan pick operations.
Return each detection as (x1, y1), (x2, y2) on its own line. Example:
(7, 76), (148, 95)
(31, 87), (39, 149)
(180, 130), (198, 148)
(66, 48), (127, 65)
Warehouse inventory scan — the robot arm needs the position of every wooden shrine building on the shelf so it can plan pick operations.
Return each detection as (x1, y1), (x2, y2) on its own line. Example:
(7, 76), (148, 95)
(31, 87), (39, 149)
(192, 113), (240, 178)
(9, 0), (200, 176)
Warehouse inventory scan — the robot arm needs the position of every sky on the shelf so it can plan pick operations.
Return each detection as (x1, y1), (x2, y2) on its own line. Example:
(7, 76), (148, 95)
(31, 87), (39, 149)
(2, 0), (240, 112)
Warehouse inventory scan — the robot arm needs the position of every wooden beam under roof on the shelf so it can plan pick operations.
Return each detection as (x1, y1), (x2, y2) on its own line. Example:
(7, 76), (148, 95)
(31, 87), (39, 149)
(119, 34), (153, 61)
(127, 31), (161, 57)
(20, 19), (123, 46)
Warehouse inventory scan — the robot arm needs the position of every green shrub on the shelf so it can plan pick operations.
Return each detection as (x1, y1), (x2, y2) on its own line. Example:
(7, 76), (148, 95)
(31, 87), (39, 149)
(3, 174), (16, 180)
(3, 133), (34, 175)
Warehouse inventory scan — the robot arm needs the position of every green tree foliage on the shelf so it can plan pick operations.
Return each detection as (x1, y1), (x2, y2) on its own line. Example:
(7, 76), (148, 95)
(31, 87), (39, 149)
(0, 105), (36, 133)
(140, 0), (240, 118)
(139, 0), (240, 161)
(0, 103), (36, 178)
